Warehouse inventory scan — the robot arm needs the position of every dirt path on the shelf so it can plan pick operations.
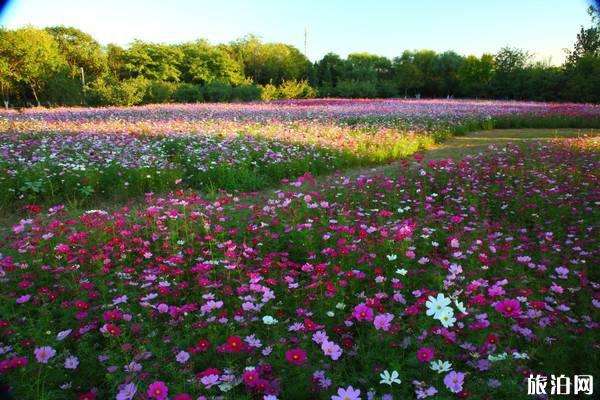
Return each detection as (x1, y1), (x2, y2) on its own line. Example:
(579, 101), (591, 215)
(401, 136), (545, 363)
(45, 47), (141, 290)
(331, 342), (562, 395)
(422, 128), (598, 161)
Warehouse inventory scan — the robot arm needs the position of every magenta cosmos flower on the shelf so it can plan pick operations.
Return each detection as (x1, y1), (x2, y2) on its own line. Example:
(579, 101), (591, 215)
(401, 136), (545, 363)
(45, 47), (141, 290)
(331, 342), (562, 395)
(34, 346), (56, 364)
(443, 371), (465, 393)
(373, 313), (394, 331)
(494, 298), (522, 318)
(331, 385), (361, 400)
(352, 303), (374, 322)
(417, 347), (435, 362)
(285, 348), (307, 365)
(147, 381), (168, 400)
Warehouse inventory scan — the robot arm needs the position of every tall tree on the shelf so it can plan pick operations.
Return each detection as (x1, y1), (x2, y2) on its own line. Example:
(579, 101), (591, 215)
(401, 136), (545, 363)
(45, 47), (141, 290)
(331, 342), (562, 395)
(0, 26), (65, 106)
(121, 40), (183, 82)
(45, 26), (107, 82)
(179, 40), (244, 85)
(393, 52), (424, 97)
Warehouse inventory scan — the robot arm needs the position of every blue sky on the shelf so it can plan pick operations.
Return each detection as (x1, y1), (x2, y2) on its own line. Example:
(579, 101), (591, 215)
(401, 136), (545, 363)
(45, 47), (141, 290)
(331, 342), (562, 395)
(0, 0), (595, 64)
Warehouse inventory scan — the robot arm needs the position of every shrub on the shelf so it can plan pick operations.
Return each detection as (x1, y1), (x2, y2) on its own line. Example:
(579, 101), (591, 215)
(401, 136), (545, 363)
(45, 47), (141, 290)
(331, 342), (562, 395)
(231, 84), (262, 102)
(40, 72), (82, 106)
(377, 80), (398, 98)
(278, 79), (316, 99)
(87, 77), (149, 106)
(202, 81), (233, 102)
(260, 83), (280, 101)
(335, 80), (378, 98)
(143, 80), (176, 104)
(172, 83), (203, 103)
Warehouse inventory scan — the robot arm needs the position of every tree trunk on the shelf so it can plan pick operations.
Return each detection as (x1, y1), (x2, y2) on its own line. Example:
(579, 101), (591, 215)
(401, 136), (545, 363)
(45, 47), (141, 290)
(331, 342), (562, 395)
(31, 85), (40, 107)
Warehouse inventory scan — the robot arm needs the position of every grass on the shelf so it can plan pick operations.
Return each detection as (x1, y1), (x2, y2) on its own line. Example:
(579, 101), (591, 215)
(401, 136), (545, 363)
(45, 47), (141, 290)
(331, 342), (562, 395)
(422, 128), (600, 160)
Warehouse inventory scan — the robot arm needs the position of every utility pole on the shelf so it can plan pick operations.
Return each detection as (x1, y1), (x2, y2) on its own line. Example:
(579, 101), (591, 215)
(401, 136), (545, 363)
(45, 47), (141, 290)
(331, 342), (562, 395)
(80, 67), (86, 105)
(304, 27), (307, 58)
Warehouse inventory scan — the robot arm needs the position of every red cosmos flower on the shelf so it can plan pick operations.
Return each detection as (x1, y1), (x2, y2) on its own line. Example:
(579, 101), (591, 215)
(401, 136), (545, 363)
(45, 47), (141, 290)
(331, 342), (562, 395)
(196, 339), (210, 351)
(285, 348), (307, 365)
(225, 335), (243, 352)
(104, 324), (122, 336)
(486, 334), (499, 346)
(417, 347), (435, 362)
(302, 319), (319, 331)
(79, 393), (96, 400)
(24, 205), (41, 214)
(102, 309), (123, 321)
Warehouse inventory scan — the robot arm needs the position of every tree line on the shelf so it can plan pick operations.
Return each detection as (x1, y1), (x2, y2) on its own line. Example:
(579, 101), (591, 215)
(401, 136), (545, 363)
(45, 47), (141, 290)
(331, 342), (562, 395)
(1, 6), (598, 107)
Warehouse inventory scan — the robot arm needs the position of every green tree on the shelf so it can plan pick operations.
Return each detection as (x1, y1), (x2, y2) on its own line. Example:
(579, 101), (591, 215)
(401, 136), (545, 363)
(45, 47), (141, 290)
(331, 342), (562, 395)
(434, 51), (464, 97)
(45, 26), (107, 82)
(230, 36), (310, 84)
(411, 50), (438, 96)
(492, 47), (531, 99)
(0, 26), (66, 106)
(457, 54), (494, 98)
(179, 40), (244, 85)
(393, 52), (424, 97)
(121, 40), (183, 82)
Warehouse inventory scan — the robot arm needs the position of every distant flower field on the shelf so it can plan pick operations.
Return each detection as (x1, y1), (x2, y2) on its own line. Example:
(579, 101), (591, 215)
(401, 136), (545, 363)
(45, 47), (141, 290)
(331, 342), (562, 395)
(1, 99), (599, 209)
(0, 99), (599, 399)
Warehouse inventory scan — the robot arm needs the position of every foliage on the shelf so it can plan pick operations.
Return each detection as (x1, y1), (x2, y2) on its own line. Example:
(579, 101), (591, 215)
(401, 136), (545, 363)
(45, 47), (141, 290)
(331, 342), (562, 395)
(143, 80), (176, 104)
(278, 79), (316, 99)
(172, 83), (203, 103)
(1, 16), (600, 106)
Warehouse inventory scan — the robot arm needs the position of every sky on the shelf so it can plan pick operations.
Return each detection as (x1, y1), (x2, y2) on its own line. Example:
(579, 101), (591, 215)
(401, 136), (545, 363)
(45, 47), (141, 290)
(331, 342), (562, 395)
(0, 0), (596, 64)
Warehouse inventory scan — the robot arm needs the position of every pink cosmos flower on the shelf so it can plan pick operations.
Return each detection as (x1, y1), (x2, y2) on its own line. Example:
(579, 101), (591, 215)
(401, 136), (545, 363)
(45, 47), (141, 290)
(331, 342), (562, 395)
(64, 355), (79, 369)
(16, 294), (31, 304)
(116, 383), (137, 400)
(373, 313), (394, 331)
(157, 303), (169, 313)
(200, 374), (220, 388)
(443, 371), (465, 393)
(175, 350), (190, 364)
(494, 298), (522, 318)
(34, 346), (56, 364)
(331, 385), (361, 400)
(147, 381), (168, 400)
(321, 340), (343, 361)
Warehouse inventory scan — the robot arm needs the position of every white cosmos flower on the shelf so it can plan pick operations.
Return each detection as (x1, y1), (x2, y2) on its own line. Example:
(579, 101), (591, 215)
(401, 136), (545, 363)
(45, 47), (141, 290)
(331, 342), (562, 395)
(262, 315), (278, 325)
(386, 254), (398, 261)
(430, 360), (453, 373)
(439, 309), (457, 328)
(379, 370), (402, 385)
(426, 293), (452, 319)
(395, 268), (408, 276)
(512, 352), (529, 360)
(454, 299), (468, 315)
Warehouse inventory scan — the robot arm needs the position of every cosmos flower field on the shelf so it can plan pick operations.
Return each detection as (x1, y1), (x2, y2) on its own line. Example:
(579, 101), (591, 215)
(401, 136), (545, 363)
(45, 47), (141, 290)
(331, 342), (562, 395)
(1, 99), (599, 209)
(0, 99), (599, 399)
